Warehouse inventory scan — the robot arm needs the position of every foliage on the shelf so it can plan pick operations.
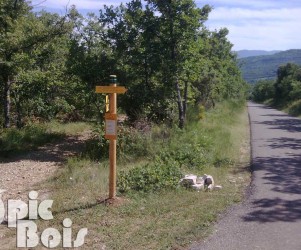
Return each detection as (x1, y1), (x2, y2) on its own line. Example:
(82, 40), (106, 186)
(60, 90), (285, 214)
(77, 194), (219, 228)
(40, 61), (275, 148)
(98, 0), (245, 127)
(251, 80), (275, 102)
(1, 0), (246, 130)
(274, 63), (301, 105)
(83, 124), (152, 160)
(0, 0), (77, 127)
(118, 125), (153, 159)
(82, 125), (109, 160)
(118, 161), (183, 193)
(158, 144), (207, 169)
(286, 100), (301, 116)
(251, 63), (301, 116)
(117, 99), (245, 193)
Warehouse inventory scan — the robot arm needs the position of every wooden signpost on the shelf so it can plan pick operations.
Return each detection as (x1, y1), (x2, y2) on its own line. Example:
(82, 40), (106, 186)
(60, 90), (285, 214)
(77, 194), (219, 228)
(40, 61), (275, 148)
(95, 75), (127, 199)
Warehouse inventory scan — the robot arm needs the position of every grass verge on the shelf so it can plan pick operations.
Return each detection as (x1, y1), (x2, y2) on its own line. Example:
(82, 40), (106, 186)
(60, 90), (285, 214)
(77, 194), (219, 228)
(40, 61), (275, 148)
(284, 99), (301, 117)
(0, 121), (92, 158)
(39, 100), (251, 249)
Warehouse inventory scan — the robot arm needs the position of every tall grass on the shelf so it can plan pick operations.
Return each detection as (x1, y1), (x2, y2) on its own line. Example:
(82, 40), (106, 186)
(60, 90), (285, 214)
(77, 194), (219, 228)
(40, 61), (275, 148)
(285, 99), (301, 117)
(0, 124), (64, 156)
(46, 120), (92, 135)
(0, 121), (93, 157)
(48, 158), (109, 212)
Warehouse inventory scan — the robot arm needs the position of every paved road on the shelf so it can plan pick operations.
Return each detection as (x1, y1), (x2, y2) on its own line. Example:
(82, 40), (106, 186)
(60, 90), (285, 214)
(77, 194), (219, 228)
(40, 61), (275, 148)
(190, 102), (301, 250)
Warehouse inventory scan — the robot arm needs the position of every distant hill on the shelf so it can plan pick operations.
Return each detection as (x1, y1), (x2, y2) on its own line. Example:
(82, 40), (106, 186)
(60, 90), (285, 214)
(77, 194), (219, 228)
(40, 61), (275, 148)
(236, 50), (282, 59)
(238, 49), (301, 83)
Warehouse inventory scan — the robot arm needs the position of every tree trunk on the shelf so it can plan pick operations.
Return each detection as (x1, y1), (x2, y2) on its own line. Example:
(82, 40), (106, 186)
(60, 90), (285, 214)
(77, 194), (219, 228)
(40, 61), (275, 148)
(175, 79), (184, 129)
(3, 77), (11, 128)
(182, 81), (188, 120)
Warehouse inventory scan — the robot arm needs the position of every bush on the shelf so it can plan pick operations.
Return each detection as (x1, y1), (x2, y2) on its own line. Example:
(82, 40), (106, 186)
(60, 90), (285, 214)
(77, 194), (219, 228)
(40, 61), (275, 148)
(118, 161), (183, 193)
(83, 125), (152, 160)
(251, 80), (275, 102)
(287, 99), (301, 116)
(158, 144), (207, 169)
(83, 126), (109, 160)
(118, 126), (152, 159)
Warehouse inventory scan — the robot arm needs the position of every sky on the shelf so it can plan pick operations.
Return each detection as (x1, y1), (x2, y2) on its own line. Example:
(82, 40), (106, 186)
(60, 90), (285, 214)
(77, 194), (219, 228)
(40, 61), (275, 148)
(31, 0), (301, 51)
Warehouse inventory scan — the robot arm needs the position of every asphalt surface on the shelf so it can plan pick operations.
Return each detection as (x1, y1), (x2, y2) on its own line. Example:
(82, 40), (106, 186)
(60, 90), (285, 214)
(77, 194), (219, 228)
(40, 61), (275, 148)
(190, 102), (301, 250)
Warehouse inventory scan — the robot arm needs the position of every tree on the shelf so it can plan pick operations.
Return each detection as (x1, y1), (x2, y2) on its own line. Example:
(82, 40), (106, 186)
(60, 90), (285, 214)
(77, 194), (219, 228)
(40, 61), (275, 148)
(67, 10), (116, 121)
(251, 63), (301, 106)
(251, 80), (275, 102)
(99, 2), (164, 121)
(0, 0), (30, 127)
(99, 0), (212, 127)
(145, 0), (211, 128)
(274, 63), (300, 105)
(0, 0), (72, 127)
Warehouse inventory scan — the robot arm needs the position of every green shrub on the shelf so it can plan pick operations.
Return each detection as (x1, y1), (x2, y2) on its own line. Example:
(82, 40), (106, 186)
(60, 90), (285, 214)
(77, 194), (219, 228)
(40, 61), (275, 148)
(287, 99), (301, 116)
(83, 125), (152, 160)
(251, 80), (275, 102)
(158, 144), (207, 169)
(83, 126), (109, 160)
(118, 161), (183, 193)
(118, 126), (152, 159)
(199, 105), (206, 120)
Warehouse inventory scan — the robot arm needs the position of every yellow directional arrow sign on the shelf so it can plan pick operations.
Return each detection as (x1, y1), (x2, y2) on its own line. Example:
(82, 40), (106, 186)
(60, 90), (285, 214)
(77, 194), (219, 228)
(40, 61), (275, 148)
(95, 86), (127, 94)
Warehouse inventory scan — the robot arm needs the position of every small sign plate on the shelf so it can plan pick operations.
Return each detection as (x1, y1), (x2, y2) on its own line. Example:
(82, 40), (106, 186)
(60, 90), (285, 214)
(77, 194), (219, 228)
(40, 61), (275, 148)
(105, 113), (117, 140)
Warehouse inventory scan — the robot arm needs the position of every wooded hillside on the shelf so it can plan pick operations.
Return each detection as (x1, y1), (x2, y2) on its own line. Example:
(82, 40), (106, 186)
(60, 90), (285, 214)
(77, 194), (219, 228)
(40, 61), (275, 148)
(239, 49), (301, 83)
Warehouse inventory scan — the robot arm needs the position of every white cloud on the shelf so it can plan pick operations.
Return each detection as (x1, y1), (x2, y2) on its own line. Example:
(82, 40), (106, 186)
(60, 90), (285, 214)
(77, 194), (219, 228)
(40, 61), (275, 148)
(210, 7), (301, 21)
(31, 0), (301, 50)
(207, 7), (301, 50)
(226, 22), (301, 50)
(197, 0), (301, 10)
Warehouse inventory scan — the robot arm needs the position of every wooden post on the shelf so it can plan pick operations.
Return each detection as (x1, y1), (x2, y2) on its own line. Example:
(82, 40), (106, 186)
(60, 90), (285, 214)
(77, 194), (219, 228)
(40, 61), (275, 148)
(95, 75), (127, 200)
(109, 76), (117, 199)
